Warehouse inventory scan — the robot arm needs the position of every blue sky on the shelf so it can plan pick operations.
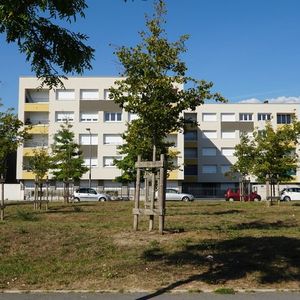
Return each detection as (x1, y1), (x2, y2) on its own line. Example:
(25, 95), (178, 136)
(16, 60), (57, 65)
(1, 0), (300, 110)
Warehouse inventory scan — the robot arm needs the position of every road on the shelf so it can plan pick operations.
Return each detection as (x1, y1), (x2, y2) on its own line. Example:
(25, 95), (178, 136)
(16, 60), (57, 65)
(0, 292), (299, 300)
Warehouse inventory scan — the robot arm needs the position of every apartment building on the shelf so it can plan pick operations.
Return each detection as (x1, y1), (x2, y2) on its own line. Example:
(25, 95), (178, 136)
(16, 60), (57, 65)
(17, 77), (184, 193)
(182, 103), (300, 197)
(17, 76), (300, 197)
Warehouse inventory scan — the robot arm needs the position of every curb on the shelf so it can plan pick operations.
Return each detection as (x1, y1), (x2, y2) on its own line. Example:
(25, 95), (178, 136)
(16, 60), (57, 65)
(1, 289), (300, 294)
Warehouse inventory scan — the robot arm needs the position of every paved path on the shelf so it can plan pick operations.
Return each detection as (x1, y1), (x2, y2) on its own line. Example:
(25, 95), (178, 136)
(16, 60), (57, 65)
(0, 292), (299, 300)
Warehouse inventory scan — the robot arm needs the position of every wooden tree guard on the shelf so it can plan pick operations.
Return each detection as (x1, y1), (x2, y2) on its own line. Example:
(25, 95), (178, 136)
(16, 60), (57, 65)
(133, 153), (166, 234)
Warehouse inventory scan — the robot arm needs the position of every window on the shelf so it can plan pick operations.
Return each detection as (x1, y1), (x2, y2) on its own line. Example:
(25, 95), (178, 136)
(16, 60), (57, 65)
(258, 113), (271, 121)
(202, 147), (217, 156)
(221, 131), (236, 139)
(221, 113), (235, 122)
(83, 158), (98, 167)
(103, 134), (123, 145)
(166, 134), (177, 147)
(103, 156), (121, 167)
(202, 165), (217, 174)
(184, 131), (197, 141)
(184, 165), (198, 175)
(80, 89), (99, 100)
(277, 114), (292, 124)
(184, 113), (197, 122)
(56, 89), (75, 100)
(55, 111), (74, 122)
(202, 113), (217, 122)
(221, 165), (231, 174)
(79, 134), (98, 145)
(221, 148), (235, 156)
(184, 148), (197, 158)
(128, 113), (139, 121)
(80, 112), (98, 122)
(202, 131), (217, 139)
(239, 113), (253, 121)
(104, 89), (112, 100)
(104, 112), (122, 122)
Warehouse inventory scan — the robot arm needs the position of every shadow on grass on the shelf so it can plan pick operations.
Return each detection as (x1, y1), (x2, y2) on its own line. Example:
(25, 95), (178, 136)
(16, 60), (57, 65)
(205, 209), (243, 215)
(229, 220), (297, 230)
(137, 236), (300, 300)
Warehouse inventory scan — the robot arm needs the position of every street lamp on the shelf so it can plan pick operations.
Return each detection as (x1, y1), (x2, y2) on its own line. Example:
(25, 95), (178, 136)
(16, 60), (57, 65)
(86, 128), (92, 188)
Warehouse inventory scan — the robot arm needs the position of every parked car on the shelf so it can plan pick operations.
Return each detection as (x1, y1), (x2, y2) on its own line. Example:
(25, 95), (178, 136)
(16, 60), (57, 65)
(224, 188), (261, 201)
(73, 188), (111, 202)
(165, 189), (194, 201)
(280, 187), (300, 201)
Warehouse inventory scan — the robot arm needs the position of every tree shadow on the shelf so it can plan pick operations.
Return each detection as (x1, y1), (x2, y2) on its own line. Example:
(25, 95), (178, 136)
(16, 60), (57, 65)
(229, 220), (297, 230)
(205, 209), (243, 215)
(138, 236), (300, 300)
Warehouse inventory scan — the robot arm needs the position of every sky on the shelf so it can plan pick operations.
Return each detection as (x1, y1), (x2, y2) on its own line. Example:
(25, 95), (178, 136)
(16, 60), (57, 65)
(1, 0), (300, 111)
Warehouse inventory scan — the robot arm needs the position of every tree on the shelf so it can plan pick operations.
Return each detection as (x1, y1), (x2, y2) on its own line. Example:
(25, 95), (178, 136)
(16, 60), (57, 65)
(51, 123), (88, 202)
(0, 102), (29, 219)
(110, 0), (225, 181)
(0, 0), (94, 88)
(231, 120), (300, 202)
(229, 133), (256, 200)
(28, 148), (52, 208)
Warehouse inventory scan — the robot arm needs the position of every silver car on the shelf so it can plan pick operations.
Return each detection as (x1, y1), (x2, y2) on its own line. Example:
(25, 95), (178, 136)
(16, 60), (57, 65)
(73, 188), (111, 202)
(165, 189), (194, 201)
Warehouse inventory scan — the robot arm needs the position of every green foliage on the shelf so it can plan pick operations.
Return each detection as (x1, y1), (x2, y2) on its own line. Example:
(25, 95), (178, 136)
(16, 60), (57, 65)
(110, 0), (225, 182)
(51, 123), (88, 182)
(0, 0), (94, 88)
(28, 148), (52, 183)
(0, 101), (30, 177)
(232, 120), (300, 183)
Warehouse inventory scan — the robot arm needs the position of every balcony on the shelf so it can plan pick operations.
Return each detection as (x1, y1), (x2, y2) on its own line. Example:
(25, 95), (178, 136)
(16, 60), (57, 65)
(24, 103), (49, 112)
(26, 124), (49, 134)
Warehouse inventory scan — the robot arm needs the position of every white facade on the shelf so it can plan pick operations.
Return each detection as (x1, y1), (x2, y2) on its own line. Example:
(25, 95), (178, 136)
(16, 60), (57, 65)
(17, 77), (300, 197)
(17, 77), (184, 191)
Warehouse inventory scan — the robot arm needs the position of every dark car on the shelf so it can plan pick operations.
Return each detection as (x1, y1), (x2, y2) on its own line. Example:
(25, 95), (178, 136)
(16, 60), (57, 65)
(225, 188), (261, 201)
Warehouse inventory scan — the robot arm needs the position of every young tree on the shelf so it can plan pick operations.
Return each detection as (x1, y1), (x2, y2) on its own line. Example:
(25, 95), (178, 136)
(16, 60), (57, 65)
(28, 148), (52, 208)
(0, 0), (94, 88)
(0, 102), (29, 219)
(229, 133), (256, 200)
(51, 123), (88, 202)
(110, 0), (225, 181)
(231, 120), (300, 202)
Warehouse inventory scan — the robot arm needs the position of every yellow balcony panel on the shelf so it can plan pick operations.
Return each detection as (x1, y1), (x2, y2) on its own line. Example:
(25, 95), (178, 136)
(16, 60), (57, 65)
(168, 170), (178, 180)
(185, 158), (198, 165)
(23, 148), (35, 156)
(22, 171), (36, 180)
(23, 147), (47, 156)
(24, 103), (49, 112)
(184, 141), (197, 148)
(27, 125), (49, 134)
(184, 175), (198, 182)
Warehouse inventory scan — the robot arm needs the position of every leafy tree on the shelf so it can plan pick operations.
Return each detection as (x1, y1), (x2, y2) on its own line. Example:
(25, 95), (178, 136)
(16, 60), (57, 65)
(229, 133), (256, 200)
(28, 148), (52, 207)
(0, 101), (29, 219)
(51, 123), (88, 202)
(110, 0), (225, 181)
(231, 120), (300, 202)
(0, 0), (94, 88)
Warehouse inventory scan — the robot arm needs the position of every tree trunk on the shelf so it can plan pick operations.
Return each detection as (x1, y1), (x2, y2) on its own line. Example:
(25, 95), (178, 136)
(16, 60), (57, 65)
(0, 176), (5, 221)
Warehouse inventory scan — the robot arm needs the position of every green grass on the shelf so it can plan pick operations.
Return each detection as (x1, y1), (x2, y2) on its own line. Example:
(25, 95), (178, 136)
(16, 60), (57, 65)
(0, 201), (299, 291)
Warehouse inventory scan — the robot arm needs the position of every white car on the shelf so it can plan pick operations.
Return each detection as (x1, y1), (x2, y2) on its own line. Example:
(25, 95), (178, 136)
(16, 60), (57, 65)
(280, 187), (300, 201)
(73, 188), (111, 202)
(165, 189), (194, 201)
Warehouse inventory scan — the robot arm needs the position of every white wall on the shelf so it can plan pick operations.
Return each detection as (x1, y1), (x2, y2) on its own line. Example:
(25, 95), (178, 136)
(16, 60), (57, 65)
(0, 184), (23, 201)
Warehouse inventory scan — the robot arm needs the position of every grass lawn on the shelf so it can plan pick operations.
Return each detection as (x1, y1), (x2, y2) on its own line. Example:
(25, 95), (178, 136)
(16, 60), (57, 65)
(0, 200), (299, 292)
